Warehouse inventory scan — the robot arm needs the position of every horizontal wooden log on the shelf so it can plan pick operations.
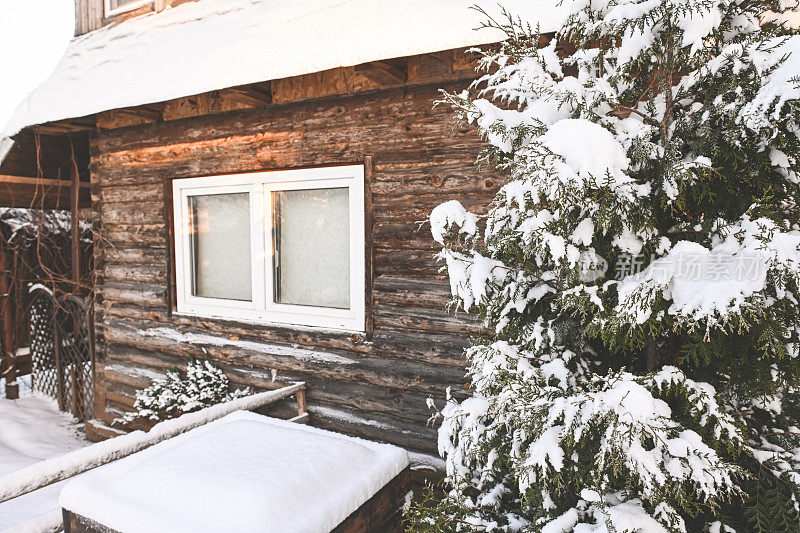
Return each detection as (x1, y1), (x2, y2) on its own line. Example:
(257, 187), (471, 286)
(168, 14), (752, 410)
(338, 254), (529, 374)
(94, 81), (474, 154)
(373, 275), (452, 309)
(372, 329), (470, 367)
(100, 281), (165, 306)
(100, 247), (167, 266)
(101, 201), (164, 224)
(101, 322), (470, 395)
(97, 304), (373, 353)
(103, 263), (166, 284)
(309, 404), (438, 454)
(100, 182), (164, 204)
(102, 226), (167, 250)
(374, 250), (440, 276)
(102, 358), (446, 426)
(373, 303), (482, 336)
(98, 300), (472, 370)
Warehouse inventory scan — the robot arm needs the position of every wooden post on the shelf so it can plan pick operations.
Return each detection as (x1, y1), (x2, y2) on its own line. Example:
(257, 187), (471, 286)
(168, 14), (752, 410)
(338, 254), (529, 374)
(296, 387), (307, 415)
(0, 239), (17, 399)
(288, 384), (309, 424)
(363, 155), (374, 339)
(70, 162), (81, 291)
(71, 364), (80, 418)
(163, 176), (176, 316)
(54, 326), (66, 412)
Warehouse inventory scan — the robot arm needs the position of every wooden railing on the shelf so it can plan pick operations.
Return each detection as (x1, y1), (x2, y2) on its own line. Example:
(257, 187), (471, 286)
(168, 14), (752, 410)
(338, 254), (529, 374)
(0, 381), (307, 505)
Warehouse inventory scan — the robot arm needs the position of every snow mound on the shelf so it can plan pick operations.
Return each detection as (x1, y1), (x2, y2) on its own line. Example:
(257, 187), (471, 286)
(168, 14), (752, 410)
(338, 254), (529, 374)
(0, 393), (87, 532)
(430, 200), (478, 244)
(541, 119), (631, 185)
(60, 411), (409, 533)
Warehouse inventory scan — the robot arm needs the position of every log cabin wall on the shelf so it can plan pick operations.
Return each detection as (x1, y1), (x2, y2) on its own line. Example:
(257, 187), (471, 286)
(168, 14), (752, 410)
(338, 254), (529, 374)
(90, 51), (500, 455)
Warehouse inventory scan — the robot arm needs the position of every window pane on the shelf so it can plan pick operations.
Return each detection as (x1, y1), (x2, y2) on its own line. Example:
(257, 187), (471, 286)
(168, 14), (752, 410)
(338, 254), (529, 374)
(189, 193), (252, 301)
(273, 188), (350, 309)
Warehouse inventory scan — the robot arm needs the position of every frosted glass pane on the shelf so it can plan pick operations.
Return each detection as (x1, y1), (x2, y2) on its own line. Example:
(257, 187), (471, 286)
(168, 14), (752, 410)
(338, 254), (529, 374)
(189, 193), (252, 301)
(274, 188), (350, 309)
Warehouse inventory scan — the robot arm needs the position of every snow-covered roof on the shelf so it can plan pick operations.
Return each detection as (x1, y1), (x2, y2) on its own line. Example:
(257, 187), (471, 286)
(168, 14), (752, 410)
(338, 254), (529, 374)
(60, 411), (409, 533)
(0, 0), (567, 159)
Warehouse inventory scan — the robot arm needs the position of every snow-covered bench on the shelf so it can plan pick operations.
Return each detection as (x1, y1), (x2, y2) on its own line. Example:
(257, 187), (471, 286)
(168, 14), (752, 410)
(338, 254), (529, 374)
(60, 411), (411, 533)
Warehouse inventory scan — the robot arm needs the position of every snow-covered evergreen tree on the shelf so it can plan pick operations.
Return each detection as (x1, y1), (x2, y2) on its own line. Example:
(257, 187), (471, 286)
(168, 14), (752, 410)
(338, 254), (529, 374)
(121, 358), (251, 422)
(408, 0), (800, 531)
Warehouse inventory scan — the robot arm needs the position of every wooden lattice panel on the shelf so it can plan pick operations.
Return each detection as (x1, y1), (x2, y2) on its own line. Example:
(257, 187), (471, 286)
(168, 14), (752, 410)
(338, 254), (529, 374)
(30, 291), (57, 398)
(30, 289), (95, 420)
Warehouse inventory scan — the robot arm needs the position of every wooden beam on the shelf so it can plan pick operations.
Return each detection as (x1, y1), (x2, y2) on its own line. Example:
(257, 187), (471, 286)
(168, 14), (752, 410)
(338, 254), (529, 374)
(0, 240), (17, 400)
(355, 60), (407, 86)
(163, 176), (177, 316)
(226, 86), (272, 107)
(71, 163), (81, 289)
(36, 119), (95, 135)
(364, 155), (374, 338)
(0, 175), (90, 189)
(117, 106), (162, 122)
(36, 124), (83, 135)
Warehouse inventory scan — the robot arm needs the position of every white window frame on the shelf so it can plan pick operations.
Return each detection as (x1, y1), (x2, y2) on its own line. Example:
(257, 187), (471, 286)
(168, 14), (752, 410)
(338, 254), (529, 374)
(104, 0), (153, 17)
(173, 165), (366, 332)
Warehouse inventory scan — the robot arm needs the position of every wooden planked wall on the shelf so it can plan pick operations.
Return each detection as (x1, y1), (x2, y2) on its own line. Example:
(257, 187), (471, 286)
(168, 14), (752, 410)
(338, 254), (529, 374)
(74, 0), (104, 36)
(91, 74), (499, 455)
(74, 0), (224, 36)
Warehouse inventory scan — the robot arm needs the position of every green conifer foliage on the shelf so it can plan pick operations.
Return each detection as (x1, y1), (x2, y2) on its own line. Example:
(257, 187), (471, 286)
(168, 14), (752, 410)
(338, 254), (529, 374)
(409, 0), (800, 530)
(121, 358), (251, 422)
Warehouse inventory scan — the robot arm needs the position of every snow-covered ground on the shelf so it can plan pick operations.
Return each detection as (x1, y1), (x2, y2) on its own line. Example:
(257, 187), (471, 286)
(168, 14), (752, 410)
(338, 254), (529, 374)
(0, 373), (32, 400)
(0, 375), (88, 532)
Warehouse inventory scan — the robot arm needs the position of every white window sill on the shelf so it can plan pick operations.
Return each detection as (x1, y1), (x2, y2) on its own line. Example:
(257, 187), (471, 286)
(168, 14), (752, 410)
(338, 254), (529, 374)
(170, 310), (367, 338)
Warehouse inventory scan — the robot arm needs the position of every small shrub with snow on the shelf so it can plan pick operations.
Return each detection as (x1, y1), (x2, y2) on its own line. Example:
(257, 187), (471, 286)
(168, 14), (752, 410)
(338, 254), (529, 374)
(407, 0), (800, 531)
(122, 358), (251, 423)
